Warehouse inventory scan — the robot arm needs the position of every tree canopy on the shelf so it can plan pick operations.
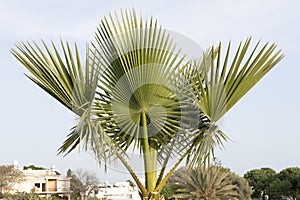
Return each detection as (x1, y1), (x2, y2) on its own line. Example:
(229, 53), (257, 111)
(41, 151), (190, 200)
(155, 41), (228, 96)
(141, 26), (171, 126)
(0, 165), (24, 195)
(269, 167), (300, 199)
(67, 169), (98, 200)
(244, 167), (300, 200)
(174, 166), (239, 200)
(23, 165), (46, 170)
(166, 166), (252, 200)
(244, 167), (276, 199)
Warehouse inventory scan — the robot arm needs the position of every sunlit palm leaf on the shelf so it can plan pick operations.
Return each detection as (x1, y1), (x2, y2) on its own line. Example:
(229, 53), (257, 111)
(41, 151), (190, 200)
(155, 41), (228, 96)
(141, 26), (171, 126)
(193, 38), (283, 121)
(185, 38), (283, 168)
(11, 41), (115, 161)
(90, 9), (199, 154)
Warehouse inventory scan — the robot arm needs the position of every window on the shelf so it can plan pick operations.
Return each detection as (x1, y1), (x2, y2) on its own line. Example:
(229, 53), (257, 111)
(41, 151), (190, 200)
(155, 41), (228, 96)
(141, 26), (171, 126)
(34, 183), (40, 188)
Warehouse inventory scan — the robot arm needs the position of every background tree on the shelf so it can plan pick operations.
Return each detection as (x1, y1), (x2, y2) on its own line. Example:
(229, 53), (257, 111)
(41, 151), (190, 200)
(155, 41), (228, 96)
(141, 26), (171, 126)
(4, 192), (69, 200)
(67, 169), (98, 200)
(169, 166), (251, 200)
(127, 179), (136, 188)
(279, 167), (300, 199)
(174, 166), (239, 200)
(159, 167), (187, 199)
(160, 184), (180, 200)
(0, 165), (24, 195)
(23, 165), (46, 170)
(12, 9), (283, 200)
(267, 175), (289, 199)
(226, 171), (252, 200)
(67, 169), (82, 200)
(268, 167), (300, 199)
(167, 167), (188, 185)
(244, 167), (276, 199)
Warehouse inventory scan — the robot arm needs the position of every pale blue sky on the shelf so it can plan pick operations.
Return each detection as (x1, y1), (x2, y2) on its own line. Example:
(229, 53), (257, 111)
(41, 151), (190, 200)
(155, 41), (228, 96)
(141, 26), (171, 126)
(1, 0), (299, 182)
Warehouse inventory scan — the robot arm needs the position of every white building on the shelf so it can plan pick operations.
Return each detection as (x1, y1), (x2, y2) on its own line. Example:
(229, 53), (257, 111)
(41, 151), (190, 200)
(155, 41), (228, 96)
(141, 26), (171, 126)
(10, 162), (71, 199)
(90, 181), (140, 200)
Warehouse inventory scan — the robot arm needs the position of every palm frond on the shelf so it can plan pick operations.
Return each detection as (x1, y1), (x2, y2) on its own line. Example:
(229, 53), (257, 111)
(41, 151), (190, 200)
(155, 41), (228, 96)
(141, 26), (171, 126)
(185, 38), (283, 168)
(192, 38), (284, 121)
(90, 9), (199, 153)
(11, 41), (116, 164)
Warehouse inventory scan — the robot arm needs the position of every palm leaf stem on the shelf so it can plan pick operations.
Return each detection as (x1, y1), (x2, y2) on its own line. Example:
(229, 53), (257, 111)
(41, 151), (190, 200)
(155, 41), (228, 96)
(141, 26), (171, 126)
(154, 142), (193, 194)
(113, 147), (148, 197)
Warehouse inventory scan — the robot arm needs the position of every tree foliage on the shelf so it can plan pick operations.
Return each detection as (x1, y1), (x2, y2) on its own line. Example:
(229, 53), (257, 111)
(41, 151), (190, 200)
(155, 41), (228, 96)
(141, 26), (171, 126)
(167, 167), (188, 185)
(67, 169), (82, 199)
(173, 166), (239, 200)
(23, 165), (46, 170)
(2, 192), (69, 200)
(268, 167), (300, 199)
(244, 167), (276, 199)
(244, 167), (300, 200)
(127, 179), (136, 188)
(0, 165), (24, 195)
(160, 184), (180, 200)
(67, 169), (98, 200)
(225, 171), (252, 200)
(168, 165), (252, 200)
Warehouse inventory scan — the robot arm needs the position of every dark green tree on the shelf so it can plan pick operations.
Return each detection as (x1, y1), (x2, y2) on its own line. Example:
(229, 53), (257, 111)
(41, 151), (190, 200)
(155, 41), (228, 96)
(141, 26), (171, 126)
(244, 167), (276, 199)
(23, 165), (46, 170)
(267, 175), (289, 199)
(160, 184), (180, 200)
(126, 180), (136, 188)
(272, 167), (300, 199)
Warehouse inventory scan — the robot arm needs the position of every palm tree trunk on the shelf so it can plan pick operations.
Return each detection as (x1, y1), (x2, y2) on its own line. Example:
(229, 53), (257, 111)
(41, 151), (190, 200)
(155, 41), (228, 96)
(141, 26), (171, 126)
(141, 111), (158, 199)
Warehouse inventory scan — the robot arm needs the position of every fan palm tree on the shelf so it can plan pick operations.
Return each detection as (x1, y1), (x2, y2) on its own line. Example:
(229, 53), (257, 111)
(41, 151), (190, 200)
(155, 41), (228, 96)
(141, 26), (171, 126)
(11, 9), (283, 200)
(174, 166), (239, 200)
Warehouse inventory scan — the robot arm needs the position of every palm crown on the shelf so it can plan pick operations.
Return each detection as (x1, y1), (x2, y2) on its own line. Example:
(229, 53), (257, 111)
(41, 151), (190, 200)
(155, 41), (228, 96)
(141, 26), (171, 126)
(174, 166), (239, 200)
(11, 9), (283, 200)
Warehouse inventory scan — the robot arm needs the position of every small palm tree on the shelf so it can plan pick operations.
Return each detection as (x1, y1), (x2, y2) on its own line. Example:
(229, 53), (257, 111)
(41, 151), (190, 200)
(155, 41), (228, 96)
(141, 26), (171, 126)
(11, 9), (283, 200)
(174, 166), (239, 200)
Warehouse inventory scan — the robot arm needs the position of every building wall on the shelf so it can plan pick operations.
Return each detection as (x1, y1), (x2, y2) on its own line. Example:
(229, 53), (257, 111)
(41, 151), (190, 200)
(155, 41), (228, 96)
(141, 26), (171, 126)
(92, 182), (140, 200)
(10, 169), (70, 198)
